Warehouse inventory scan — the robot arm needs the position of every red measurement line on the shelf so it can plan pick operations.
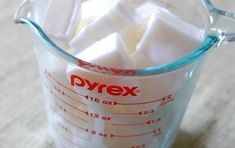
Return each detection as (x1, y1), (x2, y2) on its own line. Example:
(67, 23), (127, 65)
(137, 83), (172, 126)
(56, 122), (89, 141)
(45, 74), (88, 106)
(63, 92), (88, 106)
(116, 98), (164, 106)
(112, 122), (147, 126)
(52, 105), (88, 124)
(45, 84), (89, 123)
(111, 130), (155, 138)
(53, 127), (84, 148)
(45, 70), (88, 99)
(112, 118), (161, 127)
(56, 110), (88, 132)
(66, 110), (88, 123)
(45, 70), (78, 94)
(111, 112), (139, 115)
(51, 90), (88, 116)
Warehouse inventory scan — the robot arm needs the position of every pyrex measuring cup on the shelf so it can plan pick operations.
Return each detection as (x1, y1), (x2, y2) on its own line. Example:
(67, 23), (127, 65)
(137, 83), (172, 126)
(14, 0), (235, 148)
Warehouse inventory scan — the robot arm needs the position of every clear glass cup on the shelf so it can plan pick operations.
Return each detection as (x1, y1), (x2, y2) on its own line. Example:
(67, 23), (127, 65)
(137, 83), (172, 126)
(15, 0), (235, 148)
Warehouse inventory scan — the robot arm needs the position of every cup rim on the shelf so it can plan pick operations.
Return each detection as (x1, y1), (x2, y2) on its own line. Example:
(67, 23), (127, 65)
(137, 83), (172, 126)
(17, 17), (220, 76)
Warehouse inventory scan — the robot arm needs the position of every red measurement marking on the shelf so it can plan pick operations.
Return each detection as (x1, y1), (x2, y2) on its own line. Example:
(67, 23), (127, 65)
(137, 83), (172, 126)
(49, 100), (88, 123)
(57, 122), (69, 132)
(131, 144), (146, 148)
(112, 109), (158, 116)
(112, 122), (147, 126)
(153, 128), (163, 137)
(74, 94), (131, 107)
(84, 95), (116, 106)
(139, 109), (157, 116)
(45, 70), (89, 99)
(50, 102), (88, 123)
(84, 129), (109, 138)
(51, 83), (88, 106)
(50, 103), (67, 113)
(160, 95), (174, 106)
(50, 89), (89, 116)
(45, 70), (116, 107)
(56, 111), (89, 132)
(53, 101), (111, 121)
(147, 118), (161, 124)
(53, 84), (65, 95)
(45, 70), (78, 94)
(110, 130), (157, 138)
(53, 126), (84, 148)
(63, 92), (87, 106)
(112, 118), (160, 127)
(51, 106), (88, 132)
(112, 112), (139, 115)
(56, 122), (88, 141)
(115, 96), (167, 106)
(87, 112), (111, 121)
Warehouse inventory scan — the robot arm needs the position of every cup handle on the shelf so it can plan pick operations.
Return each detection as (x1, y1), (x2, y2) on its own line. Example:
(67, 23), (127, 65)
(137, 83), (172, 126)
(202, 0), (235, 45)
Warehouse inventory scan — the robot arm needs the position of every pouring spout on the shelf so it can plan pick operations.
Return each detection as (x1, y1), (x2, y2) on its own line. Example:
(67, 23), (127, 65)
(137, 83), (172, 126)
(14, 0), (50, 47)
(14, 0), (75, 66)
(14, 0), (35, 24)
(202, 0), (235, 45)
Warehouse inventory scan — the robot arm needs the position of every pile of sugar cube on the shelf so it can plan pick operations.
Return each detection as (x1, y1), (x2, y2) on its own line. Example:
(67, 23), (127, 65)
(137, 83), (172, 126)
(35, 0), (204, 69)
(36, 1), (206, 147)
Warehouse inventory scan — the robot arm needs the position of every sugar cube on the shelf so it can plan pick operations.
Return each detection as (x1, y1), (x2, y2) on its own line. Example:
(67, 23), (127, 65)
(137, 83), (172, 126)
(42, 0), (82, 40)
(70, 0), (137, 54)
(77, 33), (133, 69)
(137, 11), (204, 66)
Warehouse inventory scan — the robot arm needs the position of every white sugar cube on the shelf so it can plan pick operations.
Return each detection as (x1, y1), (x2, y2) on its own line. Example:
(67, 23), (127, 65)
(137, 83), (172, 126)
(121, 24), (146, 53)
(131, 51), (156, 68)
(77, 33), (133, 69)
(34, 0), (48, 26)
(75, 0), (115, 35)
(136, 1), (169, 20)
(42, 0), (82, 40)
(137, 11), (204, 66)
(81, 0), (114, 22)
(70, 0), (137, 54)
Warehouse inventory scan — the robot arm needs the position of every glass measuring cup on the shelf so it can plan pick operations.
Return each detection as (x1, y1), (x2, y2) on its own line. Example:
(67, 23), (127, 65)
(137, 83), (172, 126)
(14, 0), (235, 148)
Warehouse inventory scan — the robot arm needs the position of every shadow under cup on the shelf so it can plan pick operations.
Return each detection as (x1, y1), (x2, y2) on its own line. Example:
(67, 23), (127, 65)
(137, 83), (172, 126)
(14, 0), (229, 148)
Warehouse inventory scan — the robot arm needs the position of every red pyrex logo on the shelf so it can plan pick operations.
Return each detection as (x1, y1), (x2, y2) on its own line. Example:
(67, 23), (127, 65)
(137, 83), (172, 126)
(70, 75), (140, 96)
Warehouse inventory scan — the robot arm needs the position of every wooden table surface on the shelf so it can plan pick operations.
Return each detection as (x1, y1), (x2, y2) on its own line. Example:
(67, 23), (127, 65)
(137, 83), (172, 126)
(0, 0), (234, 148)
